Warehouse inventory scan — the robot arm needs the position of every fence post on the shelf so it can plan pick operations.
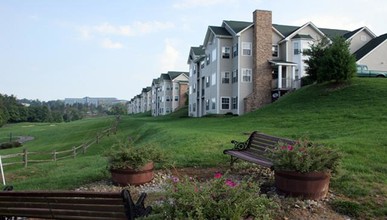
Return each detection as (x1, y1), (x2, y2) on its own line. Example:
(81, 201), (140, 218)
(73, 146), (76, 159)
(23, 148), (28, 168)
(0, 156), (5, 186)
(53, 150), (57, 161)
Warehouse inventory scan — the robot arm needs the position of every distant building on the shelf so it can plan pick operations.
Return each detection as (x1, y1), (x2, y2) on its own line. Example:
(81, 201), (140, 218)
(64, 97), (126, 106)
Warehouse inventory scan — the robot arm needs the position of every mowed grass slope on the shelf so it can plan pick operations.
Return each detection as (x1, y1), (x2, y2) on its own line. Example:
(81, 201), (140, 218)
(0, 78), (386, 217)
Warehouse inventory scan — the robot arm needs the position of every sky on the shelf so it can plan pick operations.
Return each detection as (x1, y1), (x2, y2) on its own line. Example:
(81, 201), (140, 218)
(1, 0), (386, 101)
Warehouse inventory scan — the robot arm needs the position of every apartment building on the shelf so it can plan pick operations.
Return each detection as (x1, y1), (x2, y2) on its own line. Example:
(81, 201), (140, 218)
(188, 9), (387, 117)
(151, 71), (189, 116)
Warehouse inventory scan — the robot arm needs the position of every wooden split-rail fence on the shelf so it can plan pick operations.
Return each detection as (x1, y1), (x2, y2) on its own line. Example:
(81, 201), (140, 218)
(0, 120), (119, 168)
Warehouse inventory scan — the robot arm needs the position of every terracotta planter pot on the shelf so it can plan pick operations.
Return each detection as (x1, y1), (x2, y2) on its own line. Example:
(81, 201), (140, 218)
(274, 170), (330, 200)
(110, 162), (154, 186)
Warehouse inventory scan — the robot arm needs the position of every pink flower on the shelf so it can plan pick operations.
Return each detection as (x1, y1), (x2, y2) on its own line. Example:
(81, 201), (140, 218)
(225, 179), (237, 187)
(214, 172), (222, 179)
(281, 145), (287, 150)
(287, 145), (294, 151)
(172, 176), (179, 183)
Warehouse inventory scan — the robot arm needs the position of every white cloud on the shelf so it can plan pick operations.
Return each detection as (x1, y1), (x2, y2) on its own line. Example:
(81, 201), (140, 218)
(159, 39), (180, 71)
(100, 38), (123, 49)
(173, 0), (237, 9)
(78, 21), (174, 39)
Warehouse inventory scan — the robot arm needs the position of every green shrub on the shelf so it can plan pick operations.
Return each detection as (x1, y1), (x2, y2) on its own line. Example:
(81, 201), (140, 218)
(0, 141), (22, 150)
(157, 172), (278, 219)
(269, 139), (341, 173)
(105, 140), (165, 170)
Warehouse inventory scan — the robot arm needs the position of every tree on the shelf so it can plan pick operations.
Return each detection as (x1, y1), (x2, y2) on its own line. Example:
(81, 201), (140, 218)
(304, 36), (356, 84)
(304, 37), (330, 82)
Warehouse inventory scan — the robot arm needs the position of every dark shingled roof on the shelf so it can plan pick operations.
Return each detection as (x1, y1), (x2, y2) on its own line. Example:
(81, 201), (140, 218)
(223, 20), (252, 33)
(354, 33), (387, 60)
(191, 46), (205, 56)
(342, 27), (363, 39)
(273, 24), (300, 37)
(273, 23), (350, 39)
(209, 26), (231, 36)
(319, 27), (351, 39)
(168, 71), (188, 80)
(160, 73), (170, 80)
(292, 34), (313, 39)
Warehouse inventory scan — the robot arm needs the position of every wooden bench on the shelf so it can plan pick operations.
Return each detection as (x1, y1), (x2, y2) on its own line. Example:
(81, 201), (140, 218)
(223, 131), (296, 168)
(0, 189), (151, 220)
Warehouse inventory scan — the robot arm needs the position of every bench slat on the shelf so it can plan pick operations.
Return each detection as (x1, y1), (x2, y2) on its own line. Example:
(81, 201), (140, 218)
(0, 201), (125, 212)
(0, 196), (123, 205)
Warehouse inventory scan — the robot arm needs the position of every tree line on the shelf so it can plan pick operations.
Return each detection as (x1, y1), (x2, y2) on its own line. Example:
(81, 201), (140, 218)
(0, 94), (128, 127)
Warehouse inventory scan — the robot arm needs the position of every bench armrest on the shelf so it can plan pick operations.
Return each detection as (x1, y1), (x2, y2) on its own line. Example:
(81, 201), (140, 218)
(231, 140), (249, 150)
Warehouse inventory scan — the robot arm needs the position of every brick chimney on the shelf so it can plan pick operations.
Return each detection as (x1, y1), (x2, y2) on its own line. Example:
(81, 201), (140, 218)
(244, 10), (273, 113)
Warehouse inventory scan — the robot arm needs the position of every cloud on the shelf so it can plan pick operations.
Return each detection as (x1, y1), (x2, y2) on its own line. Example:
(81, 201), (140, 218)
(78, 21), (174, 39)
(101, 38), (123, 49)
(159, 39), (180, 71)
(173, 0), (237, 9)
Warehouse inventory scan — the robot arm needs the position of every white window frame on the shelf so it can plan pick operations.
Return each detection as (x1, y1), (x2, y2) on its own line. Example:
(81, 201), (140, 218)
(232, 43), (238, 57)
(272, 44), (279, 57)
(221, 71), (230, 84)
(222, 46), (230, 59)
(206, 76), (210, 87)
(232, 97), (238, 109)
(221, 97), (231, 110)
(232, 69), (238, 83)
(241, 68), (252, 83)
(242, 42), (252, 56)
(211, 98), (216, 110)
(212, 48), (216, 62)
(211, 73), (216, 86)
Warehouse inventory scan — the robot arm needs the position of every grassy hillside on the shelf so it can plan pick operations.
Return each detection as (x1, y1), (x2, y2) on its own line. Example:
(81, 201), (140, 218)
(0, 78), (386, 218)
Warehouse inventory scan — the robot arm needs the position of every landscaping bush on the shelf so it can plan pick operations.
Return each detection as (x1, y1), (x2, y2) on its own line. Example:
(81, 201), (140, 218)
(156, 172), (278, 219)
(0, 141), (22, 150)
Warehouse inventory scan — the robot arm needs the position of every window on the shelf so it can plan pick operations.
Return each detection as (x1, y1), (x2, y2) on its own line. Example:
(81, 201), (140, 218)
(242, 42), (252, 56)
(174, 96), (178, 101)
(222, 72), (230, 84)
(193, 83), (196, 93)
(242, 68), (252, 82)
(211, 73), (216, 86)
(206, 99), (209, 110)
(193, 65), (196, 74)
(212, 49), (216, 62)
(193, 104), (196, 112)
(221, 97), (230, 110)
(211, 98), (216, 109)
(200, 61), (205, 69)
(206, 76), (210, 87)
(232, 43), (238, 57)
(206, 54), (210, 65)
(272, 44), (279, 57)
(232, 69), (238, 83)
(166, 96), (170, 102)
(232, 97), (238, 109)
(294, 42), (300, 55)
(222, 46), (230, 58)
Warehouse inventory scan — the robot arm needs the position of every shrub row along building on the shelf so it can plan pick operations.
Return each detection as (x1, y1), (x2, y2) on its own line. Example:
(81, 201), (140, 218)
(129, 9), (387, 117)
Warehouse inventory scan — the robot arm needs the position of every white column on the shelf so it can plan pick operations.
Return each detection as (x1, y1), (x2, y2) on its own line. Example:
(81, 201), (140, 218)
(291, 66), (296, 88)
(278, 65), (282, 89)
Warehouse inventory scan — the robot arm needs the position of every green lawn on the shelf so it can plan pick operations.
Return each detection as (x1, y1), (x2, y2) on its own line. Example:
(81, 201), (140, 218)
(0, 78), (386, 218)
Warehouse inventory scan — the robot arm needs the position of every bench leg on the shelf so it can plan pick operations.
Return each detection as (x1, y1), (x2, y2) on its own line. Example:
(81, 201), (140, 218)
(230, 156), (239, 169)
